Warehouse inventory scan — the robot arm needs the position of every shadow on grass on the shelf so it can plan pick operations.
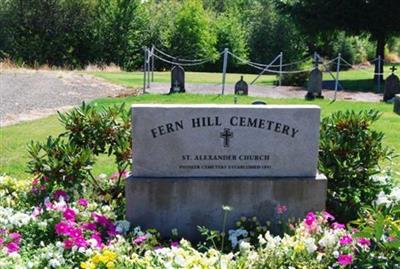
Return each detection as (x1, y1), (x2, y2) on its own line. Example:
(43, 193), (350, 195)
(332, 79), (380, 93)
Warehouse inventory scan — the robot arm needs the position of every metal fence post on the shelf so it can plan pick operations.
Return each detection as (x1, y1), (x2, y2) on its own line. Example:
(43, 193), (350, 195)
(334, 53), (341, 101)
(147, 48), (150, 89)
(278, 52), (283, 87)
(221, 48), (229, 95)
(377, 55), (381, 93)
(151, 45), (155, 82)
(143, 47), (147, 93)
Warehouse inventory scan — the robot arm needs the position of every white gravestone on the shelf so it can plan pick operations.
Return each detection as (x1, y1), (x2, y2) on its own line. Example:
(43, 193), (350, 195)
(132, 104), (320, 178)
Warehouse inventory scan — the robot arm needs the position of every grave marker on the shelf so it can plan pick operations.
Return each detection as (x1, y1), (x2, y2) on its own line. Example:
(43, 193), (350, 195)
(170, 65), (185, 93)
(384, 66), (400, 102)
(234, 76), (248, 95)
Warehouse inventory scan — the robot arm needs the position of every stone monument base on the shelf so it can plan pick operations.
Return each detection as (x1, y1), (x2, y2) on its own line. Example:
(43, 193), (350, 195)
(126, 175), (327, 240)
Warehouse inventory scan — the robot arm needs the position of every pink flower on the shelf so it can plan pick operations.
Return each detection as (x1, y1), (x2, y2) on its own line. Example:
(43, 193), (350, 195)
(68, 228), (83, 239)
(55, 221), (72, 235)
(305, 212), (316, 226)
(78, 198), (88, 207)
(332, 222), (345, 230)
(32, 207), (42, 218)
(0, 238), (4, 245)
(32, 178), (39, 185)
(275, 204), (287, 214)
(357, 237), (371, 247)
(92, 213), (114, 230)
(171, 241), (179, 248)
(81, 222), (97, 231)
(338, 254), (353, 266)
(6, 242), (20, 253)
(339, 235), (353, 245)
(388, 236), (396, 242)
(53, 190), (69, 201)
(91, 233), (103, 248)
(9, 233), (21, 244)
(133, 235), (147, 245)
(111, 170), (129, 181)
(63, 239), (74, 249)
(322, 211), (335, 221)
(74, 237), (88, 248)
(63, 208), (76, 222)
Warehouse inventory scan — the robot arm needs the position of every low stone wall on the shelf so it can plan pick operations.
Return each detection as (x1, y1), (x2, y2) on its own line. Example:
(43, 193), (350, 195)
(126, 175), (327, 240)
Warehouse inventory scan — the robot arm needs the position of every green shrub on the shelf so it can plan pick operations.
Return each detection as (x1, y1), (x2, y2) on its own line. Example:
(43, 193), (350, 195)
(319, 110), (394, 223)
(27, 136), (95, 203)
(352, 185), (400, 268)
(28, 102), (131, 205)
(278, 71), (309, 87)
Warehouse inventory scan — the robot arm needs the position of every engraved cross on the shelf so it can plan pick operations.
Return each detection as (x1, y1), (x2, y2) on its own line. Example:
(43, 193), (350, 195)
(220, 128), (233, 147)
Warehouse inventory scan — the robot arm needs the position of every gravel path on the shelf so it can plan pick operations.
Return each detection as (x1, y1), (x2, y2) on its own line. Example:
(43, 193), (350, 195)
(147, 82), (383, 102)
(0, 71), (134, 126)
(0, 70), (383, 127)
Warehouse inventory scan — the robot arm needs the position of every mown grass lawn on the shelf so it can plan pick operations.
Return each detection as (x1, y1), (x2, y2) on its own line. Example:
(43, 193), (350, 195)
(1, 94), (399, 181)
(89, 63), (399, 92)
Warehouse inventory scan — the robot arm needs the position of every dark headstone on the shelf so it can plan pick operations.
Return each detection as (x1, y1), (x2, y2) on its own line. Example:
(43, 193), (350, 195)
(306, 69), (323, 99)
(394, 94), (400, 115)
(170, 65), (185, 94)
(384, 72), (400, 102)
(252, 100), (267, 105)
(234, 76), (248, 95)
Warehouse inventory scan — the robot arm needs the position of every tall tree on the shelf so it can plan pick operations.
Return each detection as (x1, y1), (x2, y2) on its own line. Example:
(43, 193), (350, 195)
(277, 0), (400, 81)
(168, 0), (217, 60)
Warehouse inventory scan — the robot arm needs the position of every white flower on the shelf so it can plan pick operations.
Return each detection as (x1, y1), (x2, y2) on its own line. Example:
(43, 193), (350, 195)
(375, 191), (391, 207)
(318, 231), (337, 248)
(389, 187), (400, 203)
(115, 220), (131, 235)
(228, 228), (248, 248)
(304, 238), (317, 253)
(133, 226), (144, 236)
(98, 173), (107, 179)
(333, 250), (339, 258)
(239, 241), (251, 253)
(174, 254), (186, 267)
(49, 259), (60, 268)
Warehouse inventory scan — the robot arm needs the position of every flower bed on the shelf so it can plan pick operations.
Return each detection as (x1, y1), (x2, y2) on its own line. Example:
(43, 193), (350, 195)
(0, 174), (399, 268)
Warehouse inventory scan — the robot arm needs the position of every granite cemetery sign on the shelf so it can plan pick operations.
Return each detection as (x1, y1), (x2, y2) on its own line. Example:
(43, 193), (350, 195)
(126, 104), (327, 238)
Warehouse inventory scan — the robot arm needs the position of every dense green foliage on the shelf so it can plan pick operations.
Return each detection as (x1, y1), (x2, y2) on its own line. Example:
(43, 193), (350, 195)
(1, 0), (397, 70)
(319, 110), (395, 223)
(27, 103), (131, 206)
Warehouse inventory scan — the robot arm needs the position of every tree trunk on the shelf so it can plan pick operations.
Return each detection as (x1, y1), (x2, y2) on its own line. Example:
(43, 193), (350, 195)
(374, 35), (386, 83)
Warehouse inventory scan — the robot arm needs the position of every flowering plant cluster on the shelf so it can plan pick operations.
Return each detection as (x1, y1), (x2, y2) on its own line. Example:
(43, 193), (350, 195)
(0, 230), (22, 254)
(1, 172), (399, 268)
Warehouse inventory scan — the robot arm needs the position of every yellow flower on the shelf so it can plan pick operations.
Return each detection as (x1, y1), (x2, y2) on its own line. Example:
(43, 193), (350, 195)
(106, 261), (116, 269)
(92, 254), (101, 264)
(294, 242), (305, 253)
(81, 261), (95, 269)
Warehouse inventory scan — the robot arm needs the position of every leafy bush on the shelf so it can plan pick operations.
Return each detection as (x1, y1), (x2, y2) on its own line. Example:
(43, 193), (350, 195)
(319, 110), (394, 223)
(352, 185), (400, 268)
(27, 137), (95, 203)
(27, 103), (131, 206)
(278, 71), (309, 86)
